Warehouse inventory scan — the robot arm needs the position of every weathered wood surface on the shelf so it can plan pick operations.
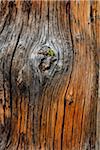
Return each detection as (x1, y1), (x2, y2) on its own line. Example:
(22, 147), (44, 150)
(0, 0), (99, 150)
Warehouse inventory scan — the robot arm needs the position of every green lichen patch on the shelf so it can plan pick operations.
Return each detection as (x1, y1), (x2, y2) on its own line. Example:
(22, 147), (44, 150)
(47, 48), (56, 57)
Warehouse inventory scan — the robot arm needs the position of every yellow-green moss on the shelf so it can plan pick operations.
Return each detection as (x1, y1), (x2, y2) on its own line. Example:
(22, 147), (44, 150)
(47, 48), (55, 56)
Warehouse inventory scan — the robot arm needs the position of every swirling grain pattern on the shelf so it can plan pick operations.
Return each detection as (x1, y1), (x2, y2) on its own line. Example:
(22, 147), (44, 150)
(0, 0), (99, 150)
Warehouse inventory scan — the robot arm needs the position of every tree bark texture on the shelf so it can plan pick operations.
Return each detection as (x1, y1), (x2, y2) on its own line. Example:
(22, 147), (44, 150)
(0, 0), (99, 150)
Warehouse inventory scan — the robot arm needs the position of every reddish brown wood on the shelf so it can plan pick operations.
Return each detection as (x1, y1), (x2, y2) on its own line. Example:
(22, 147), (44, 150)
(0, 0), (99, 150)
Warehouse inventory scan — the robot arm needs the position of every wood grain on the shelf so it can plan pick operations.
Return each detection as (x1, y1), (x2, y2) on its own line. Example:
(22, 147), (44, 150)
(0, 0), (99, 150)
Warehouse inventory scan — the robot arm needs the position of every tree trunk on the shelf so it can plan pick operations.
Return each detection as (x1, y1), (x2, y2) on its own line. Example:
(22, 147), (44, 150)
(0, 0), (99, 150)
